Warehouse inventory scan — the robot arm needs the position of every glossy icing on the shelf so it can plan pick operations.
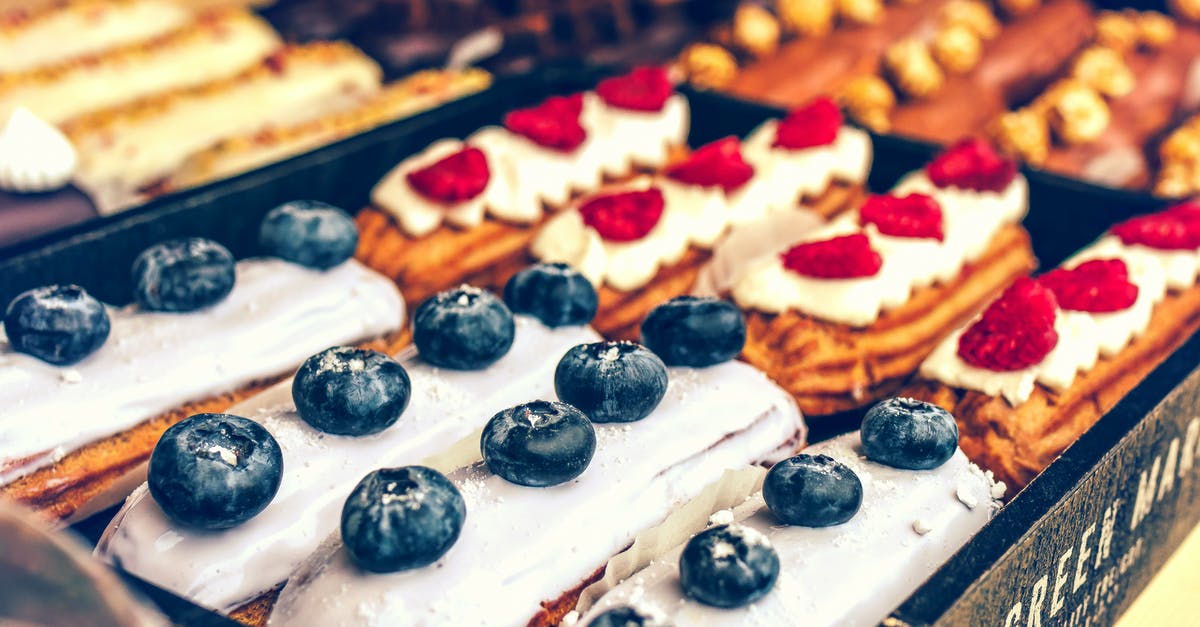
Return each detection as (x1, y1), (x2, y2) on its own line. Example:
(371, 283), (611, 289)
(0, 259), (404, 485)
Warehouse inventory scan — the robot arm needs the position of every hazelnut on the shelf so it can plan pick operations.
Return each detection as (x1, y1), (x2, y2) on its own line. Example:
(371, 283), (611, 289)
(1071, 46), (1135, 98)
(940, 0), (1001, 40)
(679, 43), (739, 90)
(777, 0), (836, 36)
(733, 4), (782, 58)
(933, 24), (984, 73)
(1095, 11), (1139, 52)
(1169, 0), (1200, 23)
(1137, 11), (1177, 48)
(991, 109), (1050, 165)
(884, 38), (945, 99)
(837, 0), (884, 25)
(1045, 81), (1111, 144)
(839, 75), (896, 132)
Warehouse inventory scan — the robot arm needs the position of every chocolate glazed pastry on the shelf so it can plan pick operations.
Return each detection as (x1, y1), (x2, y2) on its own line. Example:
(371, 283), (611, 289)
(889, 0), (1094, 144)
(727, 0), (957, 107)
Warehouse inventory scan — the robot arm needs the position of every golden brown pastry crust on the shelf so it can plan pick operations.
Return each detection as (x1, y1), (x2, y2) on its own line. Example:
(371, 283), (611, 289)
(903, 283), (1200, 488)
(741, 224), (1036, 416)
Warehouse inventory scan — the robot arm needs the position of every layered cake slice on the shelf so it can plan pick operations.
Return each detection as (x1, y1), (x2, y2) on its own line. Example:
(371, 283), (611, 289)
(578, 398), (1003, 626)
(0, 203), (403, 520)
(99, 266), (602, 619)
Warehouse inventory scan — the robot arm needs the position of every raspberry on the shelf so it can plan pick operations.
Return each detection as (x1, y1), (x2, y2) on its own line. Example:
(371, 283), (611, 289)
(1038, 258), (1138, 313)
(504, 94), (587, 152)
(579, 187), (665, 242)
(858, 193), (944, 241)
(595, 66), (673, 112)
(781, 232), (882, 279)
(405, 146), (490, 204)
(665, 137), (755, 192)
(772, 96), (842, 150)
(926, 137), (1018, 192)
(957, 277), (1058, 371)
(1110, 201), (1200, 250)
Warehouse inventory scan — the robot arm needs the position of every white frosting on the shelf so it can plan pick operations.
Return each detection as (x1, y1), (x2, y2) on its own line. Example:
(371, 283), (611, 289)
(97, 316), (600, 612)
(582, 92), (690, 175)
(742, 123), (873, 214)
(0, 259), (404, 486)
(732, 173), (1029, 326)
(580, 432), (1002, 627)
(0, 107), (77, 192)
(531, 177), (714, 291)
(475, 120), (613, 211)
(267, 362), (805, 627)
(1088, 234), (1200, 292)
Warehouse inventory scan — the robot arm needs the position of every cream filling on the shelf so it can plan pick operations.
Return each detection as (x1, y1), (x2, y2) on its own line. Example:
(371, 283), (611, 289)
(266, 362), (805, 627)
(581, 93), (690, 175)
(577, 432), (1002, 627)
(0, 1), (193, 73)
(0, 259), (404, 486)
(97, 316), (600, 613)
(0, 12), (280, 125)
(742, 123), (873, 213)
(472, 123), (615, 212)
(0, 107), (77, 192)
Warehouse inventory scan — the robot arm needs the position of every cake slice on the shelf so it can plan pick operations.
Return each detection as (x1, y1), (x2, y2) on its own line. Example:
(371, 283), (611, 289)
(578, 398), (1003, 627)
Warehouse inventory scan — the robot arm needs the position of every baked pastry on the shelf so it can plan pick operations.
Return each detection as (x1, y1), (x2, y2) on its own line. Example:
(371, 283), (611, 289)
(99, 267), (604, 621)
(732, 138), (1035, 415)
(906, 201), (1200, 487)
(0, 203), (404, 521)
(576, 397), (1004, 626)
(259, 299), (805, 627)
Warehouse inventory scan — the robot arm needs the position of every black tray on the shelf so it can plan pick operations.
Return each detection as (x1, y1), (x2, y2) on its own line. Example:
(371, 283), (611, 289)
(5, 66), (1195, 626)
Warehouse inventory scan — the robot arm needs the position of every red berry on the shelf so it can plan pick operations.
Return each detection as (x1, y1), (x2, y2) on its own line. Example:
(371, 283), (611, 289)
(781, 232), (882, 279)
(504, 94), (587, 152)
(926, 137), (1018, 193)
(595, 66), (674, 112)
(665, 137), (755, 192)
(957, 277), (1058, 371)
(1110, 201), (1200, 250)
(405, 146), (490, 204)
(1038, 258), (1138, 313)
(578, 187), (665, 242)
(772, 96), (842, 150)
(858, 193), (944, 241)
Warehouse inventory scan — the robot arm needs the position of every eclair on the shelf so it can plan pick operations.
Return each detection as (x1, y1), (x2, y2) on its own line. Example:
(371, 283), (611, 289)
(577, 397), (1003, 627)
(0, 202), (404, 521)
(905, 201), (1200, 487)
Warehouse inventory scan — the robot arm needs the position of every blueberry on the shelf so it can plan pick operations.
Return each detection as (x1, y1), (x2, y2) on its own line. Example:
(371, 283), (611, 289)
(413, 286), (515, 370)
(640, 296), (745, 367)
(4, 285), (110, 365)
(340, 465), (465, 573)
(132, 238), (236, 312)
(481, 400), (596, 487)
(861, 397), (959, 470)
(763, 454), (862, 527)
(292, 347), (411, 436)
(588, 606), (661, 627)
(679, 524), (779, 608)
(259, 200), (359, 270)
(554, 341), (667, 424)
(148, 413), (283, 530)
(503, 262), (598, 328)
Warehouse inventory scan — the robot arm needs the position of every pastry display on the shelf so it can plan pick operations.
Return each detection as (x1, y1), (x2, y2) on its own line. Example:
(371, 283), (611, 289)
(731, 138), (1035, 415)
(905, 201), (1200, 487)
(0, 204), (405, 521)
(578, 398), (1004, 626)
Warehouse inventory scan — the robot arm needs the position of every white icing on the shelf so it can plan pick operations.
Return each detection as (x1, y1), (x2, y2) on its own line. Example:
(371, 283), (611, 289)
(1087, 234), (1200, 292)
(474, 120), (613, 211)
(580, 433), (1001, 627)
(742, 123), (873, 213)
(582, 92), (690, 175)
(0, 107), (77, 192)
(0, 259), (404, 486)
(97, 316), (600, 612)
(267, 362), (805, 627)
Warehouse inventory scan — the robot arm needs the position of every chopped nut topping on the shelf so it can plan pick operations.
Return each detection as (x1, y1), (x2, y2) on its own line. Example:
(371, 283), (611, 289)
(1137, 11), (1177, 48)
(679, 43), (739, 90)
(1044, 80), (1111, 144)
(884, 38), (945, 99)
(990, 109), (1049, 165)
(933, 24), (984, 74)
(940, 0), (1001, 39)
(1169, 0), (1200, 23)
(733, 4), (782, 58)
(777, 0), (837, 37)
(837, 0), (884, 25)
(1071, 46), (1135, 98)
(1095, 11), (1139, 52)
(838, 75), (895, 132)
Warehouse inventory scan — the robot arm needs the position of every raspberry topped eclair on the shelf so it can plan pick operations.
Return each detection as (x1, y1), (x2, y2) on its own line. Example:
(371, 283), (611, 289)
(908, 201), (1200, 486)
(1, 202), (404, 520)
(734, 138), (1035, 415)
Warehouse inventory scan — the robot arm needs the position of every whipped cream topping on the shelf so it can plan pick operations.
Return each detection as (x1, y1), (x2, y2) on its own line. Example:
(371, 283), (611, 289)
(531, 177), (720, 291)
(742, 122), (872, 214)
(0, 107), (77, 192)
(732, 173), (1029, 326)
(0, 259), (404, 486)
(267, 362), (805, 627)
(582, 92), (690, 176)
(98, 316), (599, 612)
(579, 432), (1002, 627)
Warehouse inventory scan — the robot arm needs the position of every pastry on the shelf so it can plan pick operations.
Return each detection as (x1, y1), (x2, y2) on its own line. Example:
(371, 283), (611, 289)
(99, 268), (604, 620)
(577, 398), (1004, 626)
(0, 203), (404, 521)
(906, 201), (1200, 487)
(264, 299), (805, 627)
(732, 138), (1035, 415)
